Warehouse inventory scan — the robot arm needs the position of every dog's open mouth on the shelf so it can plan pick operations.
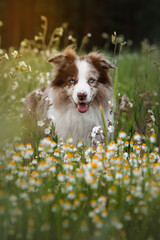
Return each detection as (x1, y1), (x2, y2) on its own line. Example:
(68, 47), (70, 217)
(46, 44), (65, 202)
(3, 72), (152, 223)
(76, 102), (89, 113)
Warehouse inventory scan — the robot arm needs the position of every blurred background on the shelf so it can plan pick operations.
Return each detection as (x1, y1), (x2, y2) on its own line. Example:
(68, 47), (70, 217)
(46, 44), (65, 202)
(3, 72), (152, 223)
(0, 0), (160, 49)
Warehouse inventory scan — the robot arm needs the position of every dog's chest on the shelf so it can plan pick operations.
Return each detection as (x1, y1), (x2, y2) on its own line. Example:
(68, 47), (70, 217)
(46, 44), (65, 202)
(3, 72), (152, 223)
(48, 104), (102, 145)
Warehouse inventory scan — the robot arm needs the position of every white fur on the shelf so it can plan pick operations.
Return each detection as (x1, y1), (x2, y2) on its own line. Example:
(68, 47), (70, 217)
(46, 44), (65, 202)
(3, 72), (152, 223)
(25, 57), (113, 146)
(72, 60), (91, 103)
(46, 87), (112, 146)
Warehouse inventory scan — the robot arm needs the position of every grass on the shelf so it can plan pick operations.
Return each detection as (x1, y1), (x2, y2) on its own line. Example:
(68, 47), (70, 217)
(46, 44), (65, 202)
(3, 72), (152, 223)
(0, 27), (160, 240)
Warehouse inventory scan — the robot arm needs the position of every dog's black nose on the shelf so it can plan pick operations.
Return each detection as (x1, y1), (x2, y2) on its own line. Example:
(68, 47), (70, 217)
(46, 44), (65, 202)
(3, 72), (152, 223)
(77, 92), (87, 101)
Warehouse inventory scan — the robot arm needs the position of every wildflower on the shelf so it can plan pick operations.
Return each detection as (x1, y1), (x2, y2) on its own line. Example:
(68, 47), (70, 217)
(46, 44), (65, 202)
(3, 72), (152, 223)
(76, 168), (84, 178)
(9, 193), (17, 203)
(41, 222), (50, 232)
(134, 205), (140, 214)
(57, 173), (64, 182)
(0, 206), (5, 215)
(133, 168), (142, 177)
(25, 143), (32, 150)
(150, 133), (156, 143)
(111, 217), (123, 230)
(108, 125), (114, 133)
(37, 161), (49, 172)
(17, 61), (30, 71)
(63, 201), (72, 211)
(118, 131), (127, 139)
(71, 212), (78, 221)
(77, 141), (83, 148)
(126, 194), (132, 203)
(67, 138), (73, 144)
(104, 172), (113, 181)
(62, 232), (70, 240)
(133, 133), (141, 141)
(124, 211), (131, 221)
(49, 165), (56, 173)
(68, 191), (75, 200)
(80, 221), (88, 232)
(11, 50), (19, 58)
(116, 171), (123, 180)
(123, 175), (130, 185)
(35, 90), (43, 101)
(5, 174), (14, 181)
(44, 127), (51, 135)
(62, 219), (69, 228)
(24, 148), (34, 159)
(37, 120), (45, 127)
(101, 209), (108, 218)
(108, 186), (116, 195)
(51, 204), (58, 212)
(4, 53), (9, 60)
(45, 97), (53, 109)
(12, 152), (22, 162)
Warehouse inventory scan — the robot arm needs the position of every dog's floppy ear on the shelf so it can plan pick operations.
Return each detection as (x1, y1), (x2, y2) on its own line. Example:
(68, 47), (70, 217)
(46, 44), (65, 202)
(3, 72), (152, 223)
(87, 53), (116, 70)
(99, 57), (116, 70)
(48, 47), (76, 65)
(48, 53), (66, 64)
(87, 53), (116, 86)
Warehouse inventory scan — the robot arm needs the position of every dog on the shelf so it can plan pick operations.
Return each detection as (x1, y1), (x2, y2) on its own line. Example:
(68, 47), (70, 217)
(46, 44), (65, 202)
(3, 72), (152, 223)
(24, 47), (115, 146)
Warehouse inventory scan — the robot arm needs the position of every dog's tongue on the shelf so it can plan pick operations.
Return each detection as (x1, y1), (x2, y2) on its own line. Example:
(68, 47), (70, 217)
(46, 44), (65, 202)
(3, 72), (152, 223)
(77, 103), (88, 113)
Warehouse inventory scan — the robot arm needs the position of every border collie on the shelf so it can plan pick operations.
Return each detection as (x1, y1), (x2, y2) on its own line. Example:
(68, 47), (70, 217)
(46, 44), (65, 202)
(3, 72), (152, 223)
(24, 48), (115, 146)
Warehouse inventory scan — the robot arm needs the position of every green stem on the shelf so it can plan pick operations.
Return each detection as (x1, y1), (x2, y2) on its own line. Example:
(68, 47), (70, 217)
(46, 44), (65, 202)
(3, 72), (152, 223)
(100, 104), (109, 146)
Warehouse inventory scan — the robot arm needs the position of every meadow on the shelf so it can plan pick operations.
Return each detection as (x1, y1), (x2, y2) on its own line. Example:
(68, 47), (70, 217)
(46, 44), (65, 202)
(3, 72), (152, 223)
(0, 18), (160, 240)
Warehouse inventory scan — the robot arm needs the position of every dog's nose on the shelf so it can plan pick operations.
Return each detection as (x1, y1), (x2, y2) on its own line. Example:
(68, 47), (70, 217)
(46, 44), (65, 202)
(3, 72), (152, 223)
(77, 92), (87, 101)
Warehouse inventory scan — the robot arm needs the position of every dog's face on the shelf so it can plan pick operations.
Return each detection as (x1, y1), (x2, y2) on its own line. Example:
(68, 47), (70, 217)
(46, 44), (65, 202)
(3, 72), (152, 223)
(48, 48), (115, 113)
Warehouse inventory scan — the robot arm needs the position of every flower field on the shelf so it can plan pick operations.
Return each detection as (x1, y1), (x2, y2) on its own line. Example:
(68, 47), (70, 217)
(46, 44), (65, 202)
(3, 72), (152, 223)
(0, 20), (160, 240)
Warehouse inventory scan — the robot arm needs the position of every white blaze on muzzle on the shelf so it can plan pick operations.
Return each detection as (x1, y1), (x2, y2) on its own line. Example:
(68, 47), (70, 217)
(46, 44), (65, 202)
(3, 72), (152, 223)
(73, 60), (92, 113)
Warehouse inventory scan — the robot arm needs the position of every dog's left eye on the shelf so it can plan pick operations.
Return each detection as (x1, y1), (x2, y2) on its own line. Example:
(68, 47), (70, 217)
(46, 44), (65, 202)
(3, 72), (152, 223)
(88, 78), (94, 83)
(69, 79), (75, 84)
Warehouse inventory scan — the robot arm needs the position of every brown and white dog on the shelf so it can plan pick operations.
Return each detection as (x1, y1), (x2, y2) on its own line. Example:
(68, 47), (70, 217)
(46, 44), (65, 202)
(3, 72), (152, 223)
(24, 48), (115, 145)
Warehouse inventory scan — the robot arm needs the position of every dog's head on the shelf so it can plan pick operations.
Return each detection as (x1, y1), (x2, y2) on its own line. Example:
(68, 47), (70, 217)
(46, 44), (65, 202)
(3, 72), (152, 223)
(48, 47), (115, 113)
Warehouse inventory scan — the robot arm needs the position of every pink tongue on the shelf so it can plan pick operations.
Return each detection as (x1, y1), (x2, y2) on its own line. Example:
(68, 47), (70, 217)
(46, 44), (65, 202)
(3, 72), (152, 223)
(77, 103), (88, 113)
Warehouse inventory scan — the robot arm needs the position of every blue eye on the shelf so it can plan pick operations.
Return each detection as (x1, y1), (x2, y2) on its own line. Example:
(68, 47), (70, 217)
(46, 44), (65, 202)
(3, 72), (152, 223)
(89, 78), (94, 83)
(69, 79), (75, 84)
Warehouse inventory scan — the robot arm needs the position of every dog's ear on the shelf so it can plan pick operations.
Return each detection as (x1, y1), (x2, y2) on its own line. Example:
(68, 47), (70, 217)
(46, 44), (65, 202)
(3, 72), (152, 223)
(87, 53), (116, 70)
(48, 47), (76, 65)
(87, 53), (116, 86)
(48, 53), (66, 64)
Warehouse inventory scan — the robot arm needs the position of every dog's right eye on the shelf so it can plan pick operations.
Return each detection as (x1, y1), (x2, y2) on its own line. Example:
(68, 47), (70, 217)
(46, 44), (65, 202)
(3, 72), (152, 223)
(69, 79), (75, 84)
